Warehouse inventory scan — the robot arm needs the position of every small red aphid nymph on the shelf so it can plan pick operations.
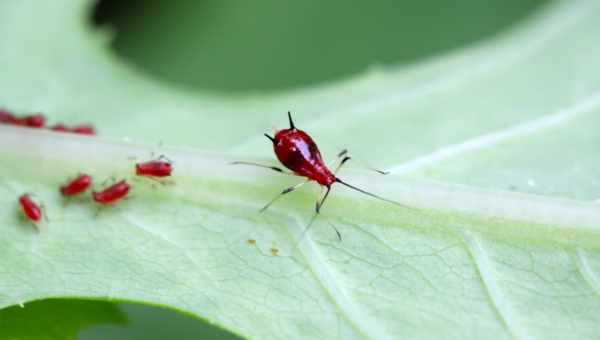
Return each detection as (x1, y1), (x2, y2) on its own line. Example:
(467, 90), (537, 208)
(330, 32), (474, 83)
(60, 174), (93, 196)
(50, 123), (69, 132)
(71, 124), (96, 135)
(92, 180), (131, 205)
(19, 194), (43, 222)
(21, 114), (46, 128)
(50, 123), (96, 135)
(135, 157), (173, 178)
(0, 111), (46, 128)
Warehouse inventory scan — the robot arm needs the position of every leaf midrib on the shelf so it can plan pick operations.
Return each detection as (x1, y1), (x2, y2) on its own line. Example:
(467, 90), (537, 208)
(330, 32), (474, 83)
(2, 126), (599, 247)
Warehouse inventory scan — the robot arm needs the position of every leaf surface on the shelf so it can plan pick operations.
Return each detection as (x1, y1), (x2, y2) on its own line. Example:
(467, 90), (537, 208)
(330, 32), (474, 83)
(1, 1), (600, 339)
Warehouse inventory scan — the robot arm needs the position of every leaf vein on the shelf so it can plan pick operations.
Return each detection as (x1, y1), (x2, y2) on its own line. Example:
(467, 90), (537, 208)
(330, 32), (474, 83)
(388, 91), (600, 174)
(461, 230), (530, 340)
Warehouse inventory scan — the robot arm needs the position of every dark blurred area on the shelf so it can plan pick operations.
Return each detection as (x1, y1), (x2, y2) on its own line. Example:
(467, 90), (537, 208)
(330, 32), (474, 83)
(93, 0), (548, 92)
(80, 302), (243, 340)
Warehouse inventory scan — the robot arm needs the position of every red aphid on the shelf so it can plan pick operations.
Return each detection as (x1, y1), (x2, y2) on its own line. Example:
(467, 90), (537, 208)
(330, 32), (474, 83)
(0, 111), (45, 128)
(50, 124), (69, 132)
(19, 194), (43, 222)
(71, 124), (96, 135)
(60, 174), (93, 196)
(50, 123), (96, 135)
(92, 180), (131, 205)
(136, 158), (173, 178)
(21, 114), (46, 128)
(234, 112), (405, 239)
(272, 127), (336, 186)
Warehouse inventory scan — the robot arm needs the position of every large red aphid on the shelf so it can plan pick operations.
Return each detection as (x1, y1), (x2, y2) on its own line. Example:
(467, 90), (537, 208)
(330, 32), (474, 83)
(92, 180), (131, 205)
(60, 174), (93, 196)
(19, 194), (43, 222)
(135, 157), (173, 178)
(234, 112), (405, 238)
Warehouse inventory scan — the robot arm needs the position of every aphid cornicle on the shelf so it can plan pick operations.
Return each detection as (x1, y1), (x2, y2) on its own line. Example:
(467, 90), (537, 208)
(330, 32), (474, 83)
(60, 174), (93, 196)
(92, 180), (131, 205)
(234, 111), (406, 239)
(19, 194), (43, 222)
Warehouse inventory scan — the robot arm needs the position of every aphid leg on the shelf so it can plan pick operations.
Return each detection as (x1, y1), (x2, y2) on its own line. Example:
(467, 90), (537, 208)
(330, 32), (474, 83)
(260, 179), (309, 213)
(145, 176), (169, 186)
(100, 176), (116, 187)
(295, 185), (339, 245)
(328, 222), (342, 241)
(26, 218), (39, 232)
(157, 154), (174, 164)
(40, 202), (49, 223)
(230, 161), (292, 175)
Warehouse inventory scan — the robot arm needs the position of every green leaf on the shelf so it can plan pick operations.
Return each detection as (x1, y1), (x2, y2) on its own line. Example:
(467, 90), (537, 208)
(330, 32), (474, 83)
(0, 299), (124, 340)
(1, 1), (600, 339)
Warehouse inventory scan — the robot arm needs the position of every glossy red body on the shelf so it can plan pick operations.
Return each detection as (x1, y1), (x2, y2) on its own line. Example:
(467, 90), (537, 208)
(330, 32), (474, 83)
(136, 160), (173, 177)
(60, 174), (93, 196)
(19, 194), (42, 222)
(273, 128), (336, 186)
(92, 180), (130, 204)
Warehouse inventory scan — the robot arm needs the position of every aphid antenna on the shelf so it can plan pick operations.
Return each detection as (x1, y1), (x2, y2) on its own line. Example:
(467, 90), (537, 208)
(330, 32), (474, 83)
(334, 177), (409, 209)
(287, 111), (295, 130)
(229, 161), (291, 175)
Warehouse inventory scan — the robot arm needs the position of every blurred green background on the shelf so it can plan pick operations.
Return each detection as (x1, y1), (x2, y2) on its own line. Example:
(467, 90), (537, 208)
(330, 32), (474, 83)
(0, 1), (549, 339)
(94, 0), (547, 92)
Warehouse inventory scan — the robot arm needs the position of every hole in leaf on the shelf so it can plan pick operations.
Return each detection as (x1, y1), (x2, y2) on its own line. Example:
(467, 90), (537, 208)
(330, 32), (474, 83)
(92, 0), (548, 92)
